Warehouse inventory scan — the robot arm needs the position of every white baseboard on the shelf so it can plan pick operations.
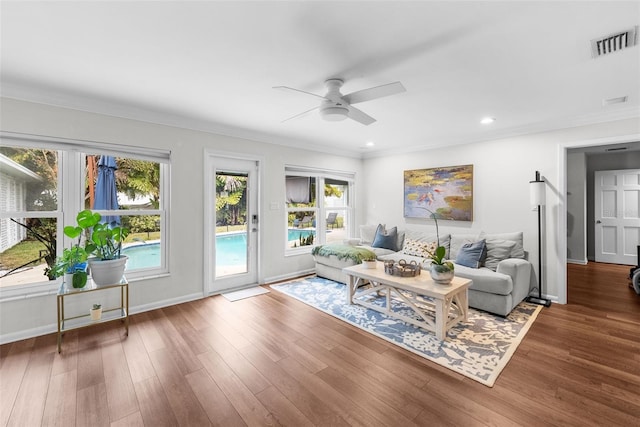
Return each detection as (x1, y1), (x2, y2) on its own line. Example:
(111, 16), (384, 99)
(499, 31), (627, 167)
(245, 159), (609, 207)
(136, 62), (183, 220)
(263, 268), (315, 285)
(567, 258), (588, 265)
(0, 292), (204, 345)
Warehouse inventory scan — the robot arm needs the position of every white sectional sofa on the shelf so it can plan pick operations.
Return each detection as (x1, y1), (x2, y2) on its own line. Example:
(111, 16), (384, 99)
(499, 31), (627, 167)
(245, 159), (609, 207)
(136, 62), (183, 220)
(314, 225), (533, 316)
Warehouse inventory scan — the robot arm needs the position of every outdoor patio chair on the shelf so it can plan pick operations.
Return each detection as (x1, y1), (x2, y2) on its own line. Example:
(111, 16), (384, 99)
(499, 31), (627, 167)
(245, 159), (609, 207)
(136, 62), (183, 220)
(326, 212), (338, 229)
(299, 216), (313, 228)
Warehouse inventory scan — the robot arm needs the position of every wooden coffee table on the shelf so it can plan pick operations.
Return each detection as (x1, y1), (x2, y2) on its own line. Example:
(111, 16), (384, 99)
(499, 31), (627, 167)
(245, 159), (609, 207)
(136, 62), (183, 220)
(343, 262), (471, 340)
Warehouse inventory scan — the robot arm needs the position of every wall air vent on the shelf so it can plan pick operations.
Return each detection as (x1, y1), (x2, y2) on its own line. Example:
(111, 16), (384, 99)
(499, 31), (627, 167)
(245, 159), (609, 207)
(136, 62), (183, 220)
(591, 26), (637, 58)
(605, 147), (628, 152)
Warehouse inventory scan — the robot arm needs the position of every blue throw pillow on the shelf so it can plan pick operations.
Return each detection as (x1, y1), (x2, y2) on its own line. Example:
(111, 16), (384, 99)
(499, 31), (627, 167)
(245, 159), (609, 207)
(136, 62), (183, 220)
(455, 239), (487, 269)
(371, 225), (399, 251)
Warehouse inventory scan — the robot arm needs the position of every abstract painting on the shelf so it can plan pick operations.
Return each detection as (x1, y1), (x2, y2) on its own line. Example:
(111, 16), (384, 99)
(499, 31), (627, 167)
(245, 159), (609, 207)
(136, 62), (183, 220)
(404, 164), (473, 221)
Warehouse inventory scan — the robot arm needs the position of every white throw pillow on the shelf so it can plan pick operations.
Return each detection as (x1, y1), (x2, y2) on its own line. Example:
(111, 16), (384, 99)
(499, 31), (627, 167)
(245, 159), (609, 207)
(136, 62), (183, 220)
(360, 224), (384, 245)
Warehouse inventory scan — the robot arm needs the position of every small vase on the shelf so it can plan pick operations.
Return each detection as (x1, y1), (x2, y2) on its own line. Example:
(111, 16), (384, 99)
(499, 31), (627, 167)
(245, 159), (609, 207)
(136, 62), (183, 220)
(430, 265), (454, 285)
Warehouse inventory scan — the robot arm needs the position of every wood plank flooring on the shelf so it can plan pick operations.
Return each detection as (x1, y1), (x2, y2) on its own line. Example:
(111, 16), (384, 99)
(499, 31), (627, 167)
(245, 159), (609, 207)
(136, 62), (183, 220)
(1, 262), (639, 426)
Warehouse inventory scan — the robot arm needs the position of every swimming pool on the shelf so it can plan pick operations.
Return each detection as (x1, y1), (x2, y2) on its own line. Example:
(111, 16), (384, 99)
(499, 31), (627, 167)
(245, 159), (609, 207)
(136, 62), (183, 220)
(122, 229), (315, 269)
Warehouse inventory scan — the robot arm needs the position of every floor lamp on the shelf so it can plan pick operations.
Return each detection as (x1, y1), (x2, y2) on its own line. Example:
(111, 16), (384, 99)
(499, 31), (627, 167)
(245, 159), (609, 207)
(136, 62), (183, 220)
(526, 171), (552, 307)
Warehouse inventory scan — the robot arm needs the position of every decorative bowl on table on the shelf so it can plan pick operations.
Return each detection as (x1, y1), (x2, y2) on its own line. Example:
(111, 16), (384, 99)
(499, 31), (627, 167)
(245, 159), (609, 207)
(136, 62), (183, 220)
(383, 259), (421, 277)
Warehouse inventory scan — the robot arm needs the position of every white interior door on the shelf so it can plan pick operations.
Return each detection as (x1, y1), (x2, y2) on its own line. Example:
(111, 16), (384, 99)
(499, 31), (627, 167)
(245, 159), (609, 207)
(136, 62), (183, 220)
(594, 169), (640, 265)
(205, 155), (259, 293)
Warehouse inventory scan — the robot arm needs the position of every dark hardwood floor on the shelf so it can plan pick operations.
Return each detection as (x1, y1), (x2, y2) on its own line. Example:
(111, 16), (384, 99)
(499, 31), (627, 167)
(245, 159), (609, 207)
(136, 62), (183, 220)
(1, 262), (639, 426)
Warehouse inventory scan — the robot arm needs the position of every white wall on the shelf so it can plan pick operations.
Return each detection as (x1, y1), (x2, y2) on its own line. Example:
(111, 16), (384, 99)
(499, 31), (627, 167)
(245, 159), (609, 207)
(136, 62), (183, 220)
(0, 97), (364, 341)
(362, 119), (640, 303)
(566, 151), (587, 264)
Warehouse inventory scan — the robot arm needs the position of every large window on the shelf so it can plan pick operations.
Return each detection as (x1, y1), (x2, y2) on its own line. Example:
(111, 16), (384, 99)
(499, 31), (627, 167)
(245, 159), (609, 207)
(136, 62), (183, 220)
(285, 167), (354, 253)
(0, 133), (170, 294)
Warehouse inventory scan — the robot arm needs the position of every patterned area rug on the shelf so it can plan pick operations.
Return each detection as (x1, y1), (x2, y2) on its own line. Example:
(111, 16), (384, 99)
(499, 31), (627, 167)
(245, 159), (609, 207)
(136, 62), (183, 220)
(271, 276), (542, 387)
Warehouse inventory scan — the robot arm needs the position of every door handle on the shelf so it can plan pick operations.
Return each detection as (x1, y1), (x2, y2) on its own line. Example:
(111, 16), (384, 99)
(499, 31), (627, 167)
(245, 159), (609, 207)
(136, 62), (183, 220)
(596, 220), (602, 224)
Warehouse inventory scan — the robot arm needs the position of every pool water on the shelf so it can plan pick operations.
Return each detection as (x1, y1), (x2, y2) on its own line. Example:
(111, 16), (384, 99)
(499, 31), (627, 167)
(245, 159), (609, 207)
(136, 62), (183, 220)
(121, 243), (161, 270)
(122, 229), (315, 269)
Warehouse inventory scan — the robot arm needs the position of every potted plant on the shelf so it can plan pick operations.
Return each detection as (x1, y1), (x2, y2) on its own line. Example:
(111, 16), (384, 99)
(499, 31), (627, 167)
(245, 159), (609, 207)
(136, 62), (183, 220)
(90, 303), (102, 321)
(50, 218), (92, 289)
(418, 207), (455, 284)
(362, 253), (377, 269)
(428, 245), (455, 284)
(78, 210), (130, 285)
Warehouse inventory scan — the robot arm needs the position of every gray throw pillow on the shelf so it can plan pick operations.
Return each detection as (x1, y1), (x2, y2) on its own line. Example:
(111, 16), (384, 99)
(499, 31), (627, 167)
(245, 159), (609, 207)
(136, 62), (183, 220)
(455, 239), (487, 269)
(371, 224), (399, 251)
(484, 239), (517, 271)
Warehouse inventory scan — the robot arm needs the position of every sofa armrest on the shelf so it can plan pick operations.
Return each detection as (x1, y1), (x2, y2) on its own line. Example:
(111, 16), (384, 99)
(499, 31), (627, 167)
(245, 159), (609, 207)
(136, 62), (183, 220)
(496, 258), (532, 303)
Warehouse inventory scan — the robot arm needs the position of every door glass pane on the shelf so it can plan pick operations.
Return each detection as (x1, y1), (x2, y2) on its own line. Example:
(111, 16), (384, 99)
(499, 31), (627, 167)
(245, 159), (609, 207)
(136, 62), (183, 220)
(216, 172), (248, 277)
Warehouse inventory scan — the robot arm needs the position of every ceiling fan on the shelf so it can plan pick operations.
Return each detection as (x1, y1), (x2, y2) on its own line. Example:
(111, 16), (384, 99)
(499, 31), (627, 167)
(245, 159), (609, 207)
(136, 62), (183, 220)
(274, 79), (406, 125)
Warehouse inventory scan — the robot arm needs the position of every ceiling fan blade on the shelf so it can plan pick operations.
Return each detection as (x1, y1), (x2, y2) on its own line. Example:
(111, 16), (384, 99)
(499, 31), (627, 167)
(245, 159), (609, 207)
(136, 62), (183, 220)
(343, 81), (406, 105)
(273, 86), (327, 100)
(347, 106), (376, 126)
(281, 105), (320, 123)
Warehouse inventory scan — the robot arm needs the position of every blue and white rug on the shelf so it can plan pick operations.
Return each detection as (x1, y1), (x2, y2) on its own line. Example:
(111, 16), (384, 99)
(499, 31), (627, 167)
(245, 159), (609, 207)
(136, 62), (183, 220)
(270, 276), (542, 387)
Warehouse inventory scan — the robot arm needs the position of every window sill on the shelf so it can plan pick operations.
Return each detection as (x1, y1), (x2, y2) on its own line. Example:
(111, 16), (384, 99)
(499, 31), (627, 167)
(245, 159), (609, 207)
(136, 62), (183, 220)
(0, 270), (171, 303)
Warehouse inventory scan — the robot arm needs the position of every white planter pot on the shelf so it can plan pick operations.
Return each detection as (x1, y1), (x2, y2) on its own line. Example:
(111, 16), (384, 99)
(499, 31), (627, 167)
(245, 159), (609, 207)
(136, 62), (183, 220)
(362, 260), (377, 269)
(90, 307), (102, 321)
(88, 256), (128, 286)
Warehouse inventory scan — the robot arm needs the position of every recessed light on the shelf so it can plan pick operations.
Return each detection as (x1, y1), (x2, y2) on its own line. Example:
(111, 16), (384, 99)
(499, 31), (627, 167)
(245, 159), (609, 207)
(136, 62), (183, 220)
(365, 141), (375, 147)
(480, 117), (496, 124)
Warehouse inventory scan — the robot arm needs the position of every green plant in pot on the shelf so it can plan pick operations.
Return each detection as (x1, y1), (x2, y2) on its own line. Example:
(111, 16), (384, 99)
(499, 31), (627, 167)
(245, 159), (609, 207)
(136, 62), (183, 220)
(77, 210), (130, 286)
(50, 218), (92, 289)
(427, 245), (455, 284)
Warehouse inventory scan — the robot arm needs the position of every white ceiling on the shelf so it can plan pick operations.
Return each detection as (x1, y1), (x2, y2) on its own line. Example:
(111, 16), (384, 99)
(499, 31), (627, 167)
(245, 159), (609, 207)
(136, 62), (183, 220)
(1, 1), (639, 158)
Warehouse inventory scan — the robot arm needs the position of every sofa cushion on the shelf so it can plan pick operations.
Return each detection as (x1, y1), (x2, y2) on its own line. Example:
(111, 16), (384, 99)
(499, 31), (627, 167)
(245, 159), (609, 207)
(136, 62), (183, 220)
(484, 239), (516, 271)
(371, 224), (400, 251)
(453, 263), (513, 295)
(378, 251), (430, 268)
(449, 233), (482, 260)
(455, 239), (487, 268)
(485, 232), (525, 258)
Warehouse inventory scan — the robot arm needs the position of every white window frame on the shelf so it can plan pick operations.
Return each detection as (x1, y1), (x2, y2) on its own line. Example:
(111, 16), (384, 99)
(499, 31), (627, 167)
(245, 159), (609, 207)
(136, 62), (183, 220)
(0, 132), (170, 301)
(285, 166), (355, 255)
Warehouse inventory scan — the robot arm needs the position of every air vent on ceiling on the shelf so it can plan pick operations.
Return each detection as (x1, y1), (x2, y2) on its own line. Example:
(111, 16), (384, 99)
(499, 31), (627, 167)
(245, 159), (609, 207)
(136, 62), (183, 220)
(591, 26), (637, 58)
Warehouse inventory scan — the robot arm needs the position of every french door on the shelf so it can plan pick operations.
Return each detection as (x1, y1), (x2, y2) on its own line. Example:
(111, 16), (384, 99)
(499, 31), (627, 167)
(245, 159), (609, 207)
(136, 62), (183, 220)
(594, 169), (640, 265)
(205, 154), (259, 293)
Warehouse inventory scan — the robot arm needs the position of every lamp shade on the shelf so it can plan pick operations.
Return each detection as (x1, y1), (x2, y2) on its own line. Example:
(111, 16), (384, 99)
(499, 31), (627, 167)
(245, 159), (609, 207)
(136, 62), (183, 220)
(530, 180), (546, 207)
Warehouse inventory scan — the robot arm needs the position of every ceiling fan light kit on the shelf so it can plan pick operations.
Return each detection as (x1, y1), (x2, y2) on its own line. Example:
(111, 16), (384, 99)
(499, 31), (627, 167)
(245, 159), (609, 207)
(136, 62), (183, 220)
(276, 78), (406, 125)
(320, 106), (349, 121)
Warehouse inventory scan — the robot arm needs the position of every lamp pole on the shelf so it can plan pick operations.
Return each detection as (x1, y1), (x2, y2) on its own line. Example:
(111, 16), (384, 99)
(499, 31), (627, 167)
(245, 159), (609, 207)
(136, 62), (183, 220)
(526, 171), (551, 307)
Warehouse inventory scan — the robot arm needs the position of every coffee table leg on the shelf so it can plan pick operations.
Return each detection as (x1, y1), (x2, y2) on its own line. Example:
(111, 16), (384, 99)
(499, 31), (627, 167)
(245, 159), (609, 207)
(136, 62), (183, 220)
(435, 298), (446, 340)
(346, 275), (355, 304)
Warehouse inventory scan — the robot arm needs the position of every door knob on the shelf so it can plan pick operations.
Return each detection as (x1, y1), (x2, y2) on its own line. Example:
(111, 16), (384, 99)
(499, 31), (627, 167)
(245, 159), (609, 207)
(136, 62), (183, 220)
(596, 220), (601, 224)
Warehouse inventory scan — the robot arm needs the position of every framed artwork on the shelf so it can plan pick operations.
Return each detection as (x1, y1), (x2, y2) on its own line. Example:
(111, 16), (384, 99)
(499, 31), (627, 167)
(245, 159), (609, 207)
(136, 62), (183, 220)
(404, 164), (473, 221)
